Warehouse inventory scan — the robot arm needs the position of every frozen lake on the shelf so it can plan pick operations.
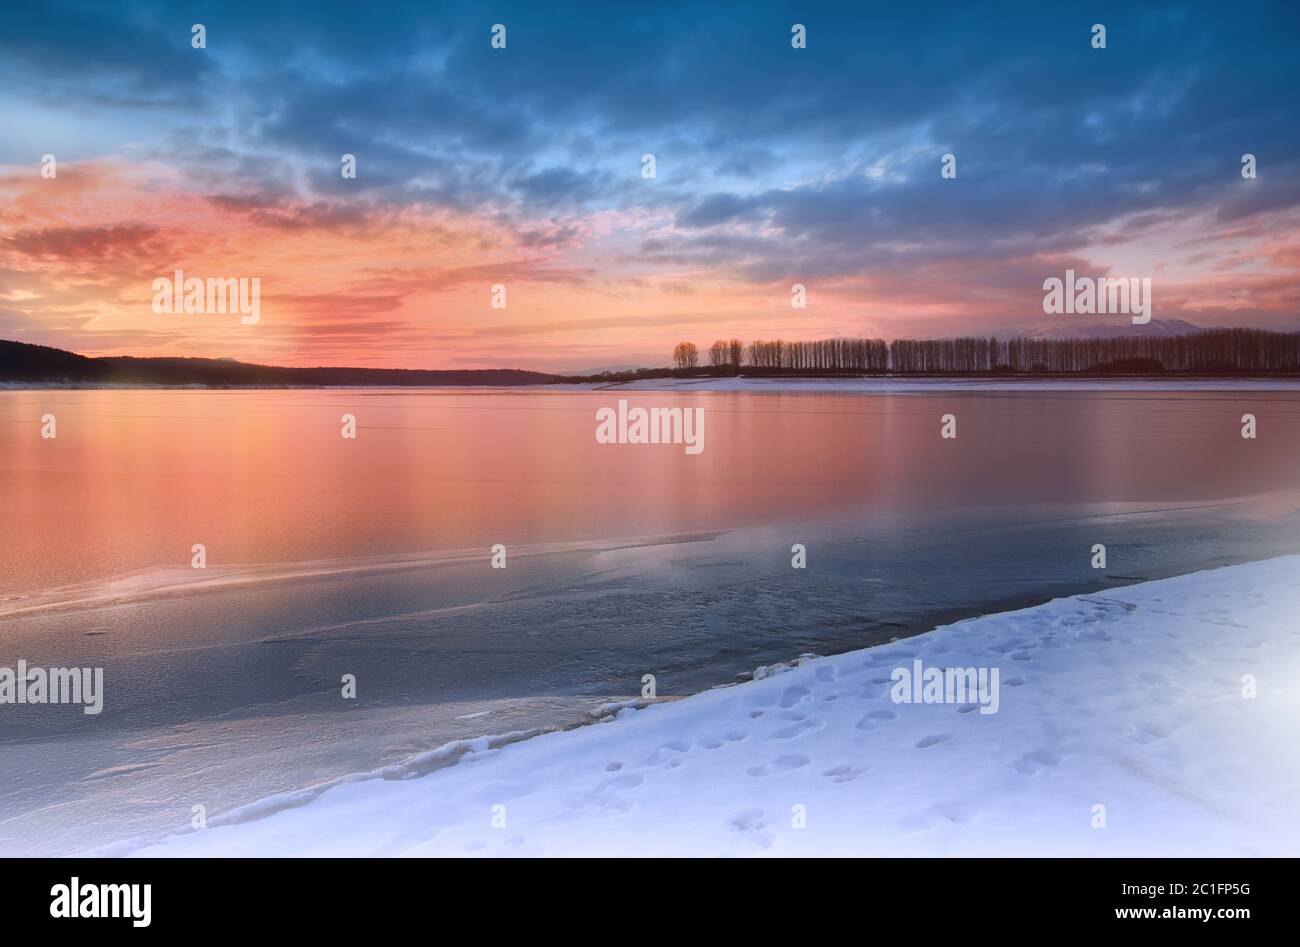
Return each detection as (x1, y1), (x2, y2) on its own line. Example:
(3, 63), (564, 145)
(2, 388), (1299, 853)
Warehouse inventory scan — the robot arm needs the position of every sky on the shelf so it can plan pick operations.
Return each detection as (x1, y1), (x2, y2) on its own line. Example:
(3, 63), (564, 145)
(1, 1), (1298, 372)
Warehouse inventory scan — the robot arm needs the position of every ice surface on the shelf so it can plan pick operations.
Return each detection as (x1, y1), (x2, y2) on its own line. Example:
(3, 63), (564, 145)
(136, 556), (1300, 856)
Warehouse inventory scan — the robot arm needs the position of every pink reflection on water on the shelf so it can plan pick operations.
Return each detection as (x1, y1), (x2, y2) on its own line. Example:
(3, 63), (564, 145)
(1, 388), (1297, 594)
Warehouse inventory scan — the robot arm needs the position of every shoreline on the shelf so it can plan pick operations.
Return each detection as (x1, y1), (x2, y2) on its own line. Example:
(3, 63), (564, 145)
(7, 499), (1300, 856)
(6, 374), (1300, 393)
(133, 554), (1300, 857)
(8, 497), (1300, 856)
(146, 553), (1273, 853)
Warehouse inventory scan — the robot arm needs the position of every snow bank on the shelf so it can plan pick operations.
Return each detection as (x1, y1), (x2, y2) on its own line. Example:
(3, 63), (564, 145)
(555, 376), (1300, 393)
(136, 557), (1300, 857)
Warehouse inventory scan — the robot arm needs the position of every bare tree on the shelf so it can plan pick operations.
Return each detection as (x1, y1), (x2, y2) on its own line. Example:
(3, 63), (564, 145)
(672, 329), (1300, 376)
(672, 341), (699, 369)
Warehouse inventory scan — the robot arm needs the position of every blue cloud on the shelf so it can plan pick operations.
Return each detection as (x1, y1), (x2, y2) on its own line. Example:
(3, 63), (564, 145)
(2, 0), (1298, 283)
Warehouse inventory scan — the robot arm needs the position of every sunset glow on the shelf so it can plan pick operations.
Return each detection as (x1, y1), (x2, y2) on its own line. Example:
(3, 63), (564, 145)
(2, 3), (1298, 371)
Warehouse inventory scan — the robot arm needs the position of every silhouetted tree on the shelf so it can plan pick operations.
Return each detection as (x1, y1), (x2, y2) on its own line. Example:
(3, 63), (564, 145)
(715, 329), (1300, 375)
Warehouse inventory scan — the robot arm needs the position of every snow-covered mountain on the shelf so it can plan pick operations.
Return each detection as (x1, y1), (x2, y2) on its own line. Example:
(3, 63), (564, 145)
(985, 319), (1207, 341)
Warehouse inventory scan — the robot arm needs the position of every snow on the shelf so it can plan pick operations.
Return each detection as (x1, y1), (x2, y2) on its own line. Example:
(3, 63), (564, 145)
(135, 557), (1300, 856)
(11, 377), (1300, 394)
(558, 376), (1300, 393)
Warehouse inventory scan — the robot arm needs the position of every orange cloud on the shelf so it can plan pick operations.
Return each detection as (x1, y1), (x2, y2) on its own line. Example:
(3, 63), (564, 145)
(2, 159), (1299, 371)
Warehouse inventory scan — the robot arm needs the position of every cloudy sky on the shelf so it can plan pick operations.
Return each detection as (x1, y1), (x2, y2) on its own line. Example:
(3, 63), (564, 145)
(1, 1), (1298, 371)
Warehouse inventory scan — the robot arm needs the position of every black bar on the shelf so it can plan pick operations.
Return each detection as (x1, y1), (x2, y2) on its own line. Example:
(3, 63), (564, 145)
(1, 856), (1284, 933)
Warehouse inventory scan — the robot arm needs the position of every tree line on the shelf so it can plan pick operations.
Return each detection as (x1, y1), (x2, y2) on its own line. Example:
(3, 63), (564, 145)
(670, 329), (1300, 374)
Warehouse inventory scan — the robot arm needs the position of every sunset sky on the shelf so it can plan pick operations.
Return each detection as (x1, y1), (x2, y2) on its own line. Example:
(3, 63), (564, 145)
(1, 1), (1298, 371)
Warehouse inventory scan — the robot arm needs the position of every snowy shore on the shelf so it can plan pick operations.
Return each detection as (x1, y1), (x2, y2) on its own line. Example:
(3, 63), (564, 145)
(560, 376), (1300, 393)
(9, 376), (1300, 393)
(136, 556), (1300, 857)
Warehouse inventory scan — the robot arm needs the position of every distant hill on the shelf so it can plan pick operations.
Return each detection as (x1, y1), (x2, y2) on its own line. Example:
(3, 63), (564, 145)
(0, 340), (558, 387)
(987, 319), (1208, 341)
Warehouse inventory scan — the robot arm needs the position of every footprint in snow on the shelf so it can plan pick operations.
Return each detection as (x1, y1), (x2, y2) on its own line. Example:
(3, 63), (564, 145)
(855, 709), (897, 731)
(1012, 748), (1062, 774)
(770, 718), (821, 740)
(821, 763), (867, 783)
(746, 754), (810, 777)
(915, 733), (953, 749)
(577, 772), (645, 809)
(779, 685), (811, 708)
(728, 808), (766, 831)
